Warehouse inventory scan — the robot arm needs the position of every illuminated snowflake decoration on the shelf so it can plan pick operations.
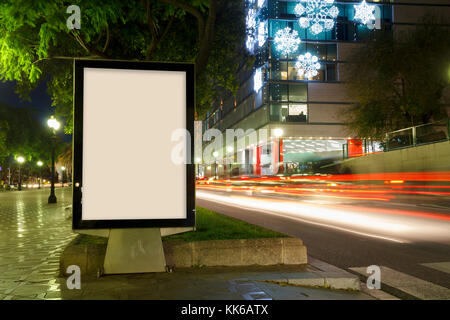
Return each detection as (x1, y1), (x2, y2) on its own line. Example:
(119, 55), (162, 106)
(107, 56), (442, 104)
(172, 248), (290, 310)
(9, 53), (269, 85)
(295, 0), (339, 35)
(246, 35), (257, 51)
(295, 52), (321, 79)
(246, 8), (257, 29)
(257, 20), (268, 47)
(354, 0), (376, 25)
(254, 67), (264, 93)
(273, 27), (301, 55)
(246, 36), (257, 53)
(245, 8), (257, 53)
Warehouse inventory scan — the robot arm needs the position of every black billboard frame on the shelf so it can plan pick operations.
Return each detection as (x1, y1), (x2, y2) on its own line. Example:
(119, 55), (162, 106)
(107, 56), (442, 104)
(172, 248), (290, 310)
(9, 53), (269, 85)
(72, 59), (196, 230)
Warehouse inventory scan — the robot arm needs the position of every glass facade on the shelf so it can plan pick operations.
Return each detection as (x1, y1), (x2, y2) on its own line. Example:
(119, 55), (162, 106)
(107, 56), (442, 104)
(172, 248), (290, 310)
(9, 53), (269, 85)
(268, 0), (393, 42)
(199, 1), (449, 178)
(270, 103), (308, 123)
(203, 0), (392, 130)
(204, 0), (394, 132)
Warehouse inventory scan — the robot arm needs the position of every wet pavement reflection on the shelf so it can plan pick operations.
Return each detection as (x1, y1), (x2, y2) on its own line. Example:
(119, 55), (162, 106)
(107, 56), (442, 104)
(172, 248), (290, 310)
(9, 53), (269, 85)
(0, 188), (76, 300)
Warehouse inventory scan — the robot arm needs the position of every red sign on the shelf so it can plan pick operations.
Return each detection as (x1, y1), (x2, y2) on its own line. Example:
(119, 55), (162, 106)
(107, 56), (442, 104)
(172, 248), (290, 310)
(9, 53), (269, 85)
(348, 139), (363, 157)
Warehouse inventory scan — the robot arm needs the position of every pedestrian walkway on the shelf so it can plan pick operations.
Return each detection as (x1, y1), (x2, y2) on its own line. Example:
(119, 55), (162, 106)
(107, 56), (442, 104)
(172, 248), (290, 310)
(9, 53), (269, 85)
(58, 266), (373, 300)
(0, 188), (77, 300)
(0, 189), (374, 300)
(350, 265), (450, 300)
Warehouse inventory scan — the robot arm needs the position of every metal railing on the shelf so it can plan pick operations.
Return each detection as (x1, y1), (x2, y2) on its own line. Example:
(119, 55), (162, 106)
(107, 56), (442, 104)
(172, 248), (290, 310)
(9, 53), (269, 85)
(342, 118), (450, 159)
(385, 118), (450, 151)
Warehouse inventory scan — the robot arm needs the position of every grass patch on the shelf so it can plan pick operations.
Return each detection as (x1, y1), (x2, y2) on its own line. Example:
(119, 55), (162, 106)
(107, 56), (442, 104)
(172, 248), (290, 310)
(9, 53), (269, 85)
(70, 207), (287, 245)
(163, 207), (287, 242)
(74, 234), (108, 245)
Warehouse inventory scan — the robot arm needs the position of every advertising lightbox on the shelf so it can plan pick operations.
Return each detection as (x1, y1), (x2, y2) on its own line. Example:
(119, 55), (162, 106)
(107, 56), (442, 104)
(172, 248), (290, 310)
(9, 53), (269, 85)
(72, 60), (195, 229)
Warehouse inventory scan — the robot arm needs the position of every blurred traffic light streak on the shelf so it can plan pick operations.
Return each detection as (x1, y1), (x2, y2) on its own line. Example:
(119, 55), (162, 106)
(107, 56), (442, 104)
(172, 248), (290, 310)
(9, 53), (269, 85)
(197, 171), (450, 222)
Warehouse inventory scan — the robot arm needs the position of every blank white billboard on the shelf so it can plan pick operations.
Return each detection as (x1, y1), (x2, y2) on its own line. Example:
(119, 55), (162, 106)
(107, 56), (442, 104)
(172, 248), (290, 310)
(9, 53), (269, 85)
(72, 60), (195, 229)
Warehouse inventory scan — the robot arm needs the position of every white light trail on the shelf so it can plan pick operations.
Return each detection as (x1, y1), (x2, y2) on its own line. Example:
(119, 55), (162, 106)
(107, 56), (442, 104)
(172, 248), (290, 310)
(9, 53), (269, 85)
(197, 191), (410, 243)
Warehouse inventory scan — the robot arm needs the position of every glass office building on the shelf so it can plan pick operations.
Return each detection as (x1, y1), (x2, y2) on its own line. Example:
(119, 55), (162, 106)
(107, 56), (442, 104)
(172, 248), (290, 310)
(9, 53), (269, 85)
(200, 0), (450, 178)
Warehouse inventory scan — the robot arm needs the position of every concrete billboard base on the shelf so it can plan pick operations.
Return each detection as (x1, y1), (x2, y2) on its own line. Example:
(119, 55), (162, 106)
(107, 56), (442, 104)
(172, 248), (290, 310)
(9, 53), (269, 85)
(60, 236), (308, 276)
(103, 228), (166, 274)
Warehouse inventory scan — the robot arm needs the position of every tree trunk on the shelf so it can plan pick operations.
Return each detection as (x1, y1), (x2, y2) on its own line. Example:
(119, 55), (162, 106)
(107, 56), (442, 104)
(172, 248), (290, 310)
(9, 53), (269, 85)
(195, 0), (217, 77)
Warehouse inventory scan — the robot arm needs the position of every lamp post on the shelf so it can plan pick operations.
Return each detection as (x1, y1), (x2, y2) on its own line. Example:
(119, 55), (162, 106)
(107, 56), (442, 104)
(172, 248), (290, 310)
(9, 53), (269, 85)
(37, 161), (43, 189)
(17, 156), (25, 191)
(47, 116), (60, 203)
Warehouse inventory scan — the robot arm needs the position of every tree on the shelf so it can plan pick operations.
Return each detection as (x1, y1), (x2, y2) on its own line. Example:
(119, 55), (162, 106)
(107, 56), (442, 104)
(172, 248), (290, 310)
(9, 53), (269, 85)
(0, 0), (246, 132)
(342, 15), (450, 139)
(58, 141), (72, 181)
(0, 117), (8, 159)
(0, 102), (56, 168)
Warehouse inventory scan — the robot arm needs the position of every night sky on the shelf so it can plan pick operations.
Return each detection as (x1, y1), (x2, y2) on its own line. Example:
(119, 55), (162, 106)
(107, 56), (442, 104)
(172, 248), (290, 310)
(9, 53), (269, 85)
(0, 80), (71, 141)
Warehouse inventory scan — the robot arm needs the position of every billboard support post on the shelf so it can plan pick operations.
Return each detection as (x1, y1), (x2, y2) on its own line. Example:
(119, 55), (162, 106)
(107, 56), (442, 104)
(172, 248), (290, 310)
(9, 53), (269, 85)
(103, 228), (166, 274)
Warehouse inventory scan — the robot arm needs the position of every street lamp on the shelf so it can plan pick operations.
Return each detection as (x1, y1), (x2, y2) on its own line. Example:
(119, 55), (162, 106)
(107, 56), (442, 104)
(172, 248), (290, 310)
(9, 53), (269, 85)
(17, 156), (25, 191)
(61, 166), (66, 187)
(37, 161), (43, 189)
(273, 128), (283, 138)
(47, 116), (60, 203)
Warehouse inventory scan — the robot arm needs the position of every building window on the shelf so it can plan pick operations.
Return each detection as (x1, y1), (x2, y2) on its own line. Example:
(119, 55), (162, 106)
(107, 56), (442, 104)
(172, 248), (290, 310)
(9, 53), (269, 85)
(288, 61), (302, 80)
(327, 44), (337, 61)
(289, 83), (307, 102)
(287, 104), (307, 122)
(269, 42), (338, 82)
(305, 43), (337, 61)
(326, 64), (337, 81)
(270, 82), (308, 102)
(270, 103), (308, 123)
(270, 60), (288, 80)
(270, 83), (288, 101)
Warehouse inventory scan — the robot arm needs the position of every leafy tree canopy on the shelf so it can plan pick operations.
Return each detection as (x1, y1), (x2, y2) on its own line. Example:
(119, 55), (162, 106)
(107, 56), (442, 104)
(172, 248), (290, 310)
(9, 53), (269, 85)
(0, 102), (58, 167)
(0, 0), (247, 133)
(342, 15), (450, 139)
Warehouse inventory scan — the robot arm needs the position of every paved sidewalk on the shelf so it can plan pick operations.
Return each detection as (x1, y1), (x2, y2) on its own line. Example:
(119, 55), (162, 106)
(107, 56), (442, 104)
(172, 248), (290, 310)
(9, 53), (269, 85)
(0, 188), (77, 300)
(0, 189), (374, 300)
(58, 265), (373, 300)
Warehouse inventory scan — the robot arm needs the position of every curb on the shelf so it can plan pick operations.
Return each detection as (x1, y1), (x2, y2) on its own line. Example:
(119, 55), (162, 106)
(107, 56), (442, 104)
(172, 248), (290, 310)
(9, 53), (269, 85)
(261, 256), (361, 291)
(263, 272), (360, 291)
(60, 236), (308, 276)
(164, 237), (307, 268)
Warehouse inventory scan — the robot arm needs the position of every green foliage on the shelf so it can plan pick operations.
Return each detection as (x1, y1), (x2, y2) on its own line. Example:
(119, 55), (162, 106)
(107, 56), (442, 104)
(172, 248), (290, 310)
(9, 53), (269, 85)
(74, 234), (108, 245)
(0, 118), (8, 158)
(0, 102), (55, 166)
(162, 206), (287, 242)
(196, 0), (247, 117)
(342, 16), (450, 139)
(0, 0), (247, 131)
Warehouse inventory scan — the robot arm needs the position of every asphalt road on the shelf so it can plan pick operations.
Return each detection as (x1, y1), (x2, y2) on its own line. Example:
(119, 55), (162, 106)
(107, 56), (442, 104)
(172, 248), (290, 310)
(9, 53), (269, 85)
(196, 175), (450, 292)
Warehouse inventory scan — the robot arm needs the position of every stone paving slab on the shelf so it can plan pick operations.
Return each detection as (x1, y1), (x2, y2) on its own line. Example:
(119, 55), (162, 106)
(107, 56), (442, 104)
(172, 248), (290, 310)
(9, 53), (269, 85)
(0, 189), (77, 300)
(56, 266), (373, 300)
